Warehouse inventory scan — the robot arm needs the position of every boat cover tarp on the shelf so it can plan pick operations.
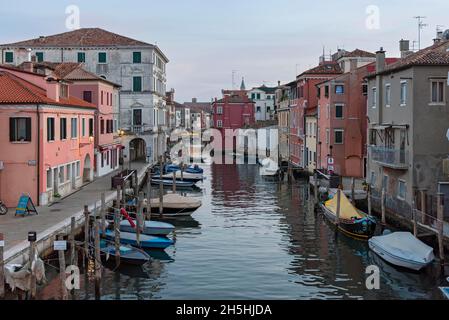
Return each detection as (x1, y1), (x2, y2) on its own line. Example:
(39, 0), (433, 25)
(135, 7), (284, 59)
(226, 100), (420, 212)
(370, 232), (434, 263)
(324, 191), (363, 220)
(148, 194), (202, 208)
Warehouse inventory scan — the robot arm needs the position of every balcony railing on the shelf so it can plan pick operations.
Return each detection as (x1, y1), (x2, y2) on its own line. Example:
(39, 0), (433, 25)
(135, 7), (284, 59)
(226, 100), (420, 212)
(369, 145), (409, 169)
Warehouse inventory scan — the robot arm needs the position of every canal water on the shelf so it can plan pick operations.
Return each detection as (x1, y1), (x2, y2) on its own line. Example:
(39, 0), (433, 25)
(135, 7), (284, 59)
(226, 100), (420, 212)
(39, 163), (446, 300)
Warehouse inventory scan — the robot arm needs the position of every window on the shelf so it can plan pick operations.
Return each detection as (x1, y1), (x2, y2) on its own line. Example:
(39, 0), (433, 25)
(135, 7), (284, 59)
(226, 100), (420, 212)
(256, 93), (261, 100)
(60, 84), (68, 98)
(326, 104), (330, 119)
(98, 52), (107, 63)
(251, 93), (255, 100)
(46, 169), (52, 189)
(35, 52), (44, 62)
(335, 85), (344, 95)
(76, 161), (80, 177)
(83, 91), (92, 103)
(59, 167), (65, 184)
(66, 164), (71, 182)
(82, 118), (86, 137)
(257, 106), (261, 112)
(77, 52), (86, 63)
(5, 51), (13, 63)
(400, 81), (407, 106)
(382, 175), (388, 192)
(217, 106), (223, 114)
(89, 118), (94, 136)
(372, 87), (377, 108)
(398, 180), (406, 200)
(101, 91), (104, 105)
(100, 119), (105, 134)
(334, 129), (344, 144)
(431, 80), (445, 104)
(217, 120), (223, 128)
(133, 52), (142, 63)
(335, 104), (344, 119)
(325, 128), (330, 144)
(9, 117), (31, 142)
(324, 85), (329, 97)
(47, 117), (55, 141)
(71, 118), (78, 138)
(362, 83), (368, 96)
(133, 76), (142, 92)
(385, 84), (391, 107)
(101, 153), (104, 168)
(60, 118), (67, 140)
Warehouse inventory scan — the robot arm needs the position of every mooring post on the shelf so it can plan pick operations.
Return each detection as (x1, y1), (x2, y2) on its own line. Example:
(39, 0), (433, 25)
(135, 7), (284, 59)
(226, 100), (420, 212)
(437, 193), (445, 265)
(420, 190), (427, 224)
(351, 177), (355, 205)
(412, 201), (418, 237)
(101, 193), (106, 234)
(146, 170), (152, 220)
(94, 219), (101, 300)
(381, 188), (386, 225)
(336, 189), (341, 229)
(57, 234), (68, 300)
(367, 185), (372, 216)
(69, 217), (76, 297)
(28, 232), (37, 299)
(0, 233), (4, 299)
(136, 192), (142, 247)
(83, 205), (89, 262)
(314, 172), (318, 206)
(115, 185), (121, 267)
(172, 171), (177, 193)
(159, 156), (164, 218)
(180, 161), (184, 181)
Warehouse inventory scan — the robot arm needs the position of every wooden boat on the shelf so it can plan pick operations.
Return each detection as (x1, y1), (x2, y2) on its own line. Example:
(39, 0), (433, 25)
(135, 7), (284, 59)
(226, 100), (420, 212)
(320, 190), (376, 239)
(100, 240), (150, 265)
(100, 230), (174, 249)
(150, 178), (196, 189)
(120, 219), (175, 236)
(147, 194), (202, 214)
(369, 232), (435, 271)
(160, 171), (203, 182)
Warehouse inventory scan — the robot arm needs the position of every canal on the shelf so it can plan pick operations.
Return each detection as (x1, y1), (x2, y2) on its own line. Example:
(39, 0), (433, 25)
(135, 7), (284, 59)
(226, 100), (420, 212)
(38, 163), (446, 300)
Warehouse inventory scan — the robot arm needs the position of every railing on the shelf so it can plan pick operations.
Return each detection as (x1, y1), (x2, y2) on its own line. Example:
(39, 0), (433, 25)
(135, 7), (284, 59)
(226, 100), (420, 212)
(131, 125), (154, 135)
(369, 145), (409, 169)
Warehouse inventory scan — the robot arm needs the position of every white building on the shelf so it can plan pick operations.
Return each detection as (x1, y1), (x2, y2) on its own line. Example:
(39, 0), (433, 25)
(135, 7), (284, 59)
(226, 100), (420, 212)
(0, 28), (169, 164)
(248, 85), (277, 121)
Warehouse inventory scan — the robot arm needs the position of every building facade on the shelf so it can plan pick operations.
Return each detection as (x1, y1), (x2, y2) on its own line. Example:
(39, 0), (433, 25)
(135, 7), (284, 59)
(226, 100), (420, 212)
(304, 107), (318, 173)
(248, 85), (277, 121)
(0, 28), (169, 164)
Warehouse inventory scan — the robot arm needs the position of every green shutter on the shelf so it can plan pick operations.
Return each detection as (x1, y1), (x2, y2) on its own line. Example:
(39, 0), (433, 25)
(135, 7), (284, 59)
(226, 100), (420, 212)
(133, 52), (141, 63)
(78, 52), (85, 63)
(133, 77), (142, 92)
(36, 52), (44, 62)
(25, 118), (31, 141)
(98, 52), (107, 63)
(5, 52), (14, 63)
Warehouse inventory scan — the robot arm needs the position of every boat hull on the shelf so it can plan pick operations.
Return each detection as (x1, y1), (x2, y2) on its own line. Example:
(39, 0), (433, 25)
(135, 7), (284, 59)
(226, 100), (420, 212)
(101, 230), (174, 249)
(100, 243), (150, 265)
(120, 220), (175, 236)
(320, 204), (376, 239)
(150, 179), (196, 189)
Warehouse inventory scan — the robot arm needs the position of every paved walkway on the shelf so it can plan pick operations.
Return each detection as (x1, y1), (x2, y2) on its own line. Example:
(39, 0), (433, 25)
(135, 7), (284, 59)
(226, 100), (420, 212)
(0, 161), (151, 263)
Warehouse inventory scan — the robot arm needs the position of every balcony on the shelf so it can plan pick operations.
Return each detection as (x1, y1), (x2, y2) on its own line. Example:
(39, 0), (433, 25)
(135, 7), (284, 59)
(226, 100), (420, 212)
(369, 145), (409, 169)
(131, 125), (154, 135)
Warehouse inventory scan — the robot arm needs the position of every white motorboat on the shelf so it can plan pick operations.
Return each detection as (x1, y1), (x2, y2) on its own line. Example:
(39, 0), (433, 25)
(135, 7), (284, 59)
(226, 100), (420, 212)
(160, 171), (203, 182)
(146, 194), (202, 215)
(369, 232), (435, 271)
(259, 158), (280, 177)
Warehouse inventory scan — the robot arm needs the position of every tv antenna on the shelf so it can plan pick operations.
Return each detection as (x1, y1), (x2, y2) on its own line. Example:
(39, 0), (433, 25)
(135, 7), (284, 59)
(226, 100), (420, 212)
(232, 70), (238, 89)
(413, 16), (428, 50)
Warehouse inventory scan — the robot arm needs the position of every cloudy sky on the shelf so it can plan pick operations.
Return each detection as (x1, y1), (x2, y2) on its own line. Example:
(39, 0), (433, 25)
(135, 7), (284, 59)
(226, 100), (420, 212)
(0, 0), (447, 102)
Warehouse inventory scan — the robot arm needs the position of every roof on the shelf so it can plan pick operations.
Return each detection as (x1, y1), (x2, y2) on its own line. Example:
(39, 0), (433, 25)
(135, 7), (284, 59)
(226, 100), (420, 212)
(183, 102), (211, 113)
(252, 85), (277, 94)
(342, 49), (376, 58)
(1, 27), (169, 62)
(298, 62), (342, 78)
(368, 40), (449, 77)
(215, 95), (253, 104)
(0, 71), (96, 108)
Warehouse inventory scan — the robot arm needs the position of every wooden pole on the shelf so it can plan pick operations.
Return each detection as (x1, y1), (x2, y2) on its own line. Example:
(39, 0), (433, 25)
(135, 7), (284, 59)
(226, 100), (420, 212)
(412, 202), (418, 237)
(181, 162), (184, 181)
(94, 219), (101, 300)
(57, 234), (68, 300)
(172, 171), (177, 193)
(115, 185), (121, 267)
(136, 192), (142, 247)
(336, 189), (341, 228)
(437, 193), (445, 264)
(146, 171), (152, 220)
(28, 236), (37, 299)
(313, 172), (318, 206)
(0, 233), (4, 299)
(367, 185), (372, 216)
(101, 193), (106, 234)
(420, 190), (427, 224)
(381, 188), (386, 225)
(83, 205), (89, 261)
(351, 177), (355, 205)
(69, 217), (76, 297)
(159, 156), (164, 218)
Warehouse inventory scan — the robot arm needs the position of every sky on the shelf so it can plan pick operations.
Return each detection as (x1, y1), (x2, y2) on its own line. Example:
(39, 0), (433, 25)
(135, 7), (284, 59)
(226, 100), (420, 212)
(0, 0), (447, 102)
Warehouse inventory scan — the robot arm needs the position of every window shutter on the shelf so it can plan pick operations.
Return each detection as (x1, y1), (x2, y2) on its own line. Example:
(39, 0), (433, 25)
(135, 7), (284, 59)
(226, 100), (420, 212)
(9, 118), (15, 141)
(25, 118), (31, 141)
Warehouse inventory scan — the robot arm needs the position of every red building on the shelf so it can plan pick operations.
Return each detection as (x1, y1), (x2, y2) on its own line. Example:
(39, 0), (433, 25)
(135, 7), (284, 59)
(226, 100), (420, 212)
(212, 93), (255, 151)
(316, 57), (398, 177)
(290, 61), (342, 169)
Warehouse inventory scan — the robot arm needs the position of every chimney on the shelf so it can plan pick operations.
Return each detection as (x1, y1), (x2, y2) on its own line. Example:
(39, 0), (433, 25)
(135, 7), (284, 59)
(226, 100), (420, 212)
(46, 77), (60, 102)
(21, 62), (34, 73)
(376, 47), (386, 73)
(278, 80), (281, 87)
(192, 98), (197, 103)
(349, 58), (357, 72)
(399, 39), (413, 58)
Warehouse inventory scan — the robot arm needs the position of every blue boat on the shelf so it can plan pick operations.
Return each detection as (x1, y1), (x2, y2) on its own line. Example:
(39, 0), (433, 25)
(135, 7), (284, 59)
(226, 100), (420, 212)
(100, 230), (174, 249)
(150, 178), (196, 189)
(120, 219), (175, 236)
(100, 240), (151, 265)
(165, 164), (204, 174)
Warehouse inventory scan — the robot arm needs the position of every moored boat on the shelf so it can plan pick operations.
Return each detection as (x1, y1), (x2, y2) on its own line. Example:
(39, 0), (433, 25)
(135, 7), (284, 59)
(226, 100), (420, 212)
(120, 219), (175, 236)
(150, 178), (196, 189)
(320, 190), (376, 239)
(100, 240), (151, 265)
(147, 194), (202, 214)
(369, 232), (435, 271)
(160, 171), (203, 182)
(100, 230), (174, 249)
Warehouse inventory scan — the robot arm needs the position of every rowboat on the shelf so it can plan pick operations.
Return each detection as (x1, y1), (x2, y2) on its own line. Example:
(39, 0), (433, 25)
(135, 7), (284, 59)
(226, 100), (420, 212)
(320, 190), (376, 239)
(150, 178), (196, 189)
(100, 230), (174, 249)
(100, 240), (151, 265)
(120, 219), (175, 236)
(369, 232), (435, 271)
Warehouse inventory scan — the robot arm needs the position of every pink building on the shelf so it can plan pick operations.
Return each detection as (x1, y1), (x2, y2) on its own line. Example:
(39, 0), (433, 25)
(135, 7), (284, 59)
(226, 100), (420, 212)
(212, 94), (255, 151)
(0, 68), (96, 207)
